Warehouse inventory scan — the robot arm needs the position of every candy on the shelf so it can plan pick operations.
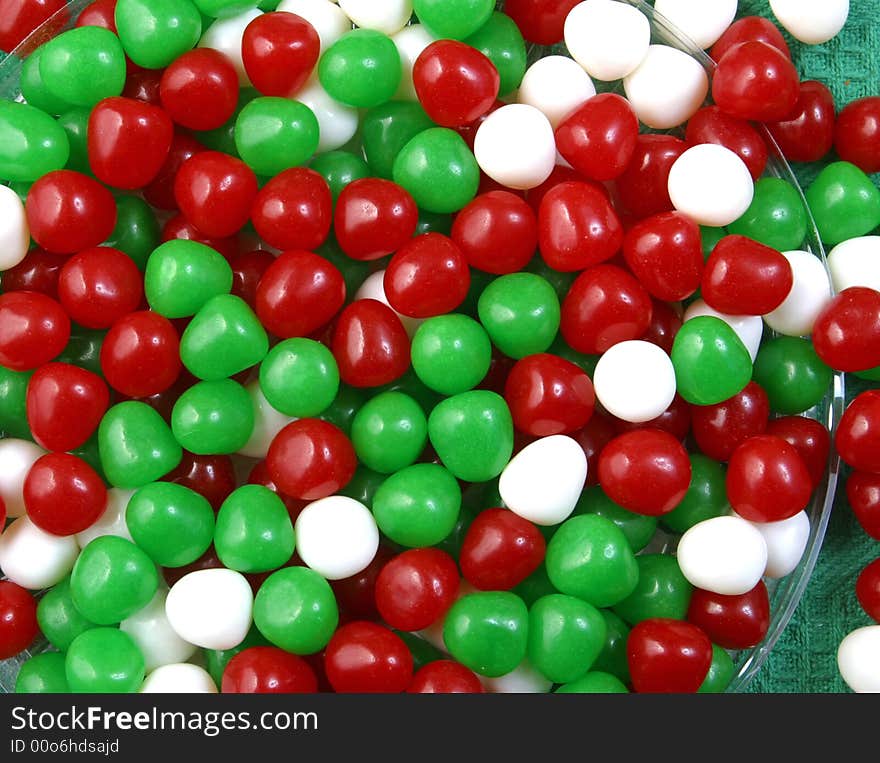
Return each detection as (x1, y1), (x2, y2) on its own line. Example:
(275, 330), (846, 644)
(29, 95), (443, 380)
(391, 23), (435, 101)
(0, 438), (46, 518)
(628, 618), (712, 693)
(0, 516), (78, 589)
(165, 568), (254, 650)
(276, 0), (349, 54)
(463, 11), (526, 97)
(120, 588), (197, 672)
(564, 0), (650, 82)
(837, 626), (880, 693)
(295, 495), (378, 579)
(140, 663), (218, 693)
(517, 56), (596, 130)
(828, 236), (880, 293)
(769, 0), (850, 45)
(762, 249), (833, 337)
(198, 8), (262, 85)
(653, 0), (737, 50)
(65, 628), (145, 693)
(593, 340), (676, 424)
(221, 646), (318, 693)
(806, 161), (880, 247)
(412, 0), (494, 41)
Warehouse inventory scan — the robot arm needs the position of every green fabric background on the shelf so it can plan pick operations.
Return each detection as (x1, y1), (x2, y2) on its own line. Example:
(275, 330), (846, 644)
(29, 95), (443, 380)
(735, 0), (879, 693)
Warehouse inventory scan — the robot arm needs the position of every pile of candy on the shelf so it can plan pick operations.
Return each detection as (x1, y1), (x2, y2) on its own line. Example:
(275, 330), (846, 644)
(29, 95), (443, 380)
(0, 0), (878, 694)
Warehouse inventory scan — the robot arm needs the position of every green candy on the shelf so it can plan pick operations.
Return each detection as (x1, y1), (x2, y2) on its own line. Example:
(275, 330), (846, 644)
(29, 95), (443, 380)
(259, 338), (340, 418)
(253, 567), (339, 654)
(36, 576), (99, 652)
(125, 482), (216, 567)
(514, 564), (558, 607)
(393, 127), (480, 213)
(338, 465), (386, 509)
(555, 671), (629, 693)
(57, 108), (91, 175)
(591, 609), (631, 683)
(728, 178), (807, 252)
(428, 390), (514, 482)
(180, 294), (269, 381)
(319, 383), (367, 436)
(805, 161), (880, 246)
(196, 88), (259, 157)
(145, 240), (233, 318)
(351, 391), (428, 474)
(39, 27), (126, 108)
(71, 536), (159, 625)
(21, 48), (71, 115)
(856, 365), (880, 382)
(575, 486), (658, 553)
(0, 101), (70, 182)
(372, 463), (461, 547)
(57, 327), (105, 378)
(526, 255), (577, 302)
(214, 485), (295, 573)
(662, 454), (729, 534)
(700, 225), (728, 258)
(671, 316), (753, 406)
(65, 628), (145, 693)
(442, 591), (529, 677)
(416, 210), (454, 237)
(413, 0), (495, 40)
(698, 644), (736, 693)
(0, 367), (32, 439)
(115, 0), (203, 69)
(478, 273), (561, 359)
(613, 554), (693, 625)
(545, 514), (639, 608)
(319, 29), (402, 109)
(104, 195), (161, 271)
(310, 150), (371, 202)
(362, 100), (435, 179)
(527, 594), (607, 684)
(234, 97), (320, 177)
(464, 11), (527, 96)
(15, 653), (71, 694)
(375, 367), (442, 416)
(192, 0), (258, 17)
(411, 314), (493, 395)
(171, 378), (254, 455)
(752, 336), (833, 415)
(98, 401), (182, 488)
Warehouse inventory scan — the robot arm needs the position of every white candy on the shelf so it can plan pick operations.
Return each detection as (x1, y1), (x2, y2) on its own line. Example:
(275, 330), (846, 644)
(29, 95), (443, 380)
(740, 510), (810, 579)
(498, 436), (587, 526)
(838, 626), (880, 693)
(473, 104), (556, 190)
(199, 9), (263, 86)
(295, 75), (359, 152)
(355, 270), (424, 337)
(676, 515), (768, 595)
(338, 0), (412, 36)
(564, 0), (651, 81)
(763, 250), (833, 337)
(0, 516), (79, 590)
(827, 236), (880, 293)
(238, 381), (295, 459)
(295, 495), (379, 580)
(592, 340), (676, 423)
(684, 300), (764, 362)
(481, 660), (553, 694)
(769, 0), (849, 45)
(0, 185), (30, 272)
(623, 45), (709, 129)
(76, 487), (134, 547)
(0, 438), (45, 519)
(517, 56), (597, 129)
(653, 0), (738, 50)
(140, 664), (218, 694)
(121, 589), (197, 672)
(277, 0), (351, 53)
(667, 144), (754, 227)
(392, 24), (435, 101)
(165, 569), (254, 650)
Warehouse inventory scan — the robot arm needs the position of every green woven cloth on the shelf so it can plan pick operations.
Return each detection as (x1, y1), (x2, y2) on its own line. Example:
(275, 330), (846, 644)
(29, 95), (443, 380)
(734, 0), (880, 694)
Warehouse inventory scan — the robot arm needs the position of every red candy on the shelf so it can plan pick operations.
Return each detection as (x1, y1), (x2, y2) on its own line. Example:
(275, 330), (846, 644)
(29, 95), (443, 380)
(710, 15), (791, 62)
(0, 0), (67, 53)
(26, 362), (109, 452)
(0, 249), (67, 300)
(627, 618), (713, 693)
(834, 96), (880, 174)
(597, 429), (691, 516)
(765, 415), (831, 492)
(856, 558), (880, 623)
(726, 435), (812, 522)
(222, 646), (318, 694)
(143, 133), (206, 212)
(504, 353), (595, 436)
(26, 170), (117, 254)
(848, 470), (880, 541)
(324, 621), (414, 694)
(613, 134), (686, 220)
(251, 167), (332, 252)
(334, 178), (418, 261)
(712, 41), (800, 122)
(0, 291), (70, 372)
(375, 548), (459, 631)
(687, 582), (771, 650)
(58, 246), (144, 329)
(24, 452), (108, 536)
(0, 581), (39, 660)
(230, 250), (275, 311)
(691, 382), (770, 462)
(331, 300), (411, 388)
(766, 81), (836, 164)
(331, 546), (393, 621)
(504, 0), (580, 45)
(267, 418), (357, 501)
(384, 233), (471, 318)
(163, 452), (237, 511)
(255, 250), (346, 339)
(242, 12), (320, 98)
(407, 661), (484, 693)
(685, 105), (768, 181)
(836, 391), (880, 474)
(414, 40), (500, 127)
(160, 49), (240, 131)
(459, 508), (546, 591)
(812, 287), (880, 373)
